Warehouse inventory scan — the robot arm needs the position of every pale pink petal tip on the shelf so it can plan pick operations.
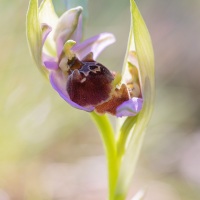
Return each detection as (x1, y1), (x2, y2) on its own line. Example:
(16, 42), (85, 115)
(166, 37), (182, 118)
(44, 61), (58, 70)
(42, 53), (58, 70)
(41, 24), (52, 46)
(116, 98), (143, 117)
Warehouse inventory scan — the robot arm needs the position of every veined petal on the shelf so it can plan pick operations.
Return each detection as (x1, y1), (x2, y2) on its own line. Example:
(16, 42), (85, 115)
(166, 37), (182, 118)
(26, 0), (48, 76)
(53, 7), (83, 44)
(71, 14), (83, 43)
(116, 98), (143, 118)
(72, 33), (116, 60)
(49, 71), (95, 112)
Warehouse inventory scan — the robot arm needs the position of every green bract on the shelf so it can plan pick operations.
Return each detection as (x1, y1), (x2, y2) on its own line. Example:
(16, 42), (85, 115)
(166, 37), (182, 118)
(115, 0), (155, 198)
(26, 0), (59, 77)
(27, 0), (44, 75)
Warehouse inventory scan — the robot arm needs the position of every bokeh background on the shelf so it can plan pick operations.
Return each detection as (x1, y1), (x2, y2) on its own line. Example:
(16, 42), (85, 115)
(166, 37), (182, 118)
(0, 0), (200, 199)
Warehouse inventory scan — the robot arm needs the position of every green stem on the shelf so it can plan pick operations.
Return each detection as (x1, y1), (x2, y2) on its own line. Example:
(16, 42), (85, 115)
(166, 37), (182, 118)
(90, 112), (118, 200)
(117, 116), (137, 158)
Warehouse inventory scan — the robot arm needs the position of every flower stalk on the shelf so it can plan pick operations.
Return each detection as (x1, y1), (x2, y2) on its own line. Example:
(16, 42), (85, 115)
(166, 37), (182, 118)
(91, 112), (118, 200)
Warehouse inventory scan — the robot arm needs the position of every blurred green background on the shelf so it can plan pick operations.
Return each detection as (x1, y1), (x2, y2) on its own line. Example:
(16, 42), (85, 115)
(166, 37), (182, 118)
(0, 0), (200, 199)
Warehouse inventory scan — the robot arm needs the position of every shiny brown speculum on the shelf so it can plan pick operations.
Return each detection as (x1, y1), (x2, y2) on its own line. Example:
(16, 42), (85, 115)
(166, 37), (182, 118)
(66, 56), (114, 107)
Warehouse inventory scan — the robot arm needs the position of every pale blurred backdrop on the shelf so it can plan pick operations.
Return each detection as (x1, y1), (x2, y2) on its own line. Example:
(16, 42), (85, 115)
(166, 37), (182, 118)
(0, 0), (200, 199)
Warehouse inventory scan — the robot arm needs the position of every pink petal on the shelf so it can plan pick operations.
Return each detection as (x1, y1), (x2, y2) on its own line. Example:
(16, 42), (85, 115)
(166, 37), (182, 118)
(72, 32), (116, 60)
(41, 24), (59, 70)
(42, 53), (58, 70)
(43, 61), (58, 70)
(56, 37), (64, 58)
(41, 23), (52, 46)
(54, 13), (83, 59)
(116, 97), (143, 117)
(49, 71), (95, 112)
(53, 7), (82, 45)
(71, 14), (82, 43)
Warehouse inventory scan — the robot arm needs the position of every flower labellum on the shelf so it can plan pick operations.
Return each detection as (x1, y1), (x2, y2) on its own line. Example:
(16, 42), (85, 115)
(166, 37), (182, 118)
(27, 0), (143, 117)
(66, 58), (114, 107)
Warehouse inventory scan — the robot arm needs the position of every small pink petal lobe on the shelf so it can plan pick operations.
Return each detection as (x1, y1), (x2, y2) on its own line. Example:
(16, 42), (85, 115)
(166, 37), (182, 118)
(116, 98), (143, 117)
(72, 33), (116, 60)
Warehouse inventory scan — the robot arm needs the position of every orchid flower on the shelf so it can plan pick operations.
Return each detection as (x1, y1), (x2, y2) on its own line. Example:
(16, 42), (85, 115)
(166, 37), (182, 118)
(27, 0), (155, 200)
(27, 0), (143, 118)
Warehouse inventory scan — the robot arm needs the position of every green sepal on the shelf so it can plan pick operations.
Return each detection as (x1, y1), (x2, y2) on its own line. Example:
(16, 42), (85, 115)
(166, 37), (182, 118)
(115, 0), (155, 199)
(26, 0), (48, 77)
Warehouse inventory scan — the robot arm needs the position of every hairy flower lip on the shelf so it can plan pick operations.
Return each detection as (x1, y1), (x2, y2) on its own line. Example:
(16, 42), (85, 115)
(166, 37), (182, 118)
(66, 60), (114, 107)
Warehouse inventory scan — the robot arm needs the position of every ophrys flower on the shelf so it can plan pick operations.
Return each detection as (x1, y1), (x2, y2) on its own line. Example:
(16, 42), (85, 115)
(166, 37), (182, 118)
(27, 0), (143, 117)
